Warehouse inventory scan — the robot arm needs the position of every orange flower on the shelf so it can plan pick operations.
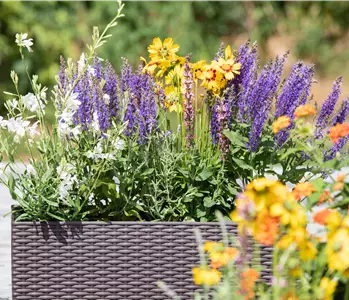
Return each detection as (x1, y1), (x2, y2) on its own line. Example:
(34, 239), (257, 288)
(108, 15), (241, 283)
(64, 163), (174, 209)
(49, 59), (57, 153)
(333, 181), (344, 191)
(318, 190), (333, 204)
(254, 213), (279, 245)
(337, 174), (346, 182)
(272, 116), (291, 134)
(314, 209), (333, 225)
(328, 123), (349, 143)
(239, 269), (259, 300)
(292, 182), (316, 201)
(294, 104), (316, 119)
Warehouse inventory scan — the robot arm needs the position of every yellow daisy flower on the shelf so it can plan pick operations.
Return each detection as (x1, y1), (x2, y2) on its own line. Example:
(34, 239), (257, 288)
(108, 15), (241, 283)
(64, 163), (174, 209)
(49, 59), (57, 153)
(148, 37), (179, 61)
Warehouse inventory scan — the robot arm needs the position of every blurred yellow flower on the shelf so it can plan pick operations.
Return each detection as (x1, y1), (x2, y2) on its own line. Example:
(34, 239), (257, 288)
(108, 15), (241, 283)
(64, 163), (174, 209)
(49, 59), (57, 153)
(299, 241), (317, 261)
(201, 64), (225, 93)
(191, 60), (206, 81)
(203, 241), (224, 253)
(148, 37), (179, 61)
(209, 247), (239, 269)
(272, 116), (291, 134)
(192, 267), (221, 286)
(224, 45), (233, 60)
(213, 57), (241, 80)
(320, 277), (337, 300)
(165, 65), (183, 85)
(327, 228), (349, 273)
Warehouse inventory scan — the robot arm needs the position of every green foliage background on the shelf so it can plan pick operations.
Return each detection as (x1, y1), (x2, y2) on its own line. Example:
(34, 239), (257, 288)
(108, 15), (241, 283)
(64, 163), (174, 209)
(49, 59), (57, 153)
(2, 1), (349, 108)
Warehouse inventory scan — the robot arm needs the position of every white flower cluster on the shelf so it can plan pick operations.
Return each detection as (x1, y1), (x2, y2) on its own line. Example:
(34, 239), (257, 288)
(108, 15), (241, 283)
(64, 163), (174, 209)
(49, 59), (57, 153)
(57, 162), (77, 201)
(57, 92), (82, 139)
(15, 33), (34, 52)
(21, 92), (46, 112)
(86, 137), (124, 161)
(0, 116), (38, 143)
(86, 141), (115, 161)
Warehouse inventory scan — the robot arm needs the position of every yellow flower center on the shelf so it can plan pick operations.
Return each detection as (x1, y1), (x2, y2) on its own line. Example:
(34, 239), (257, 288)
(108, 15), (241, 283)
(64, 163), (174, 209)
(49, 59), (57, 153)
(221, 64), (232, 72)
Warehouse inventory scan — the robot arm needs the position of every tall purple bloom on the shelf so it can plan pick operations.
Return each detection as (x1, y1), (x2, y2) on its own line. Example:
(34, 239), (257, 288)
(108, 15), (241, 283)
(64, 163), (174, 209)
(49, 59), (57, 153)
(75, 72), (93, 128)
(93, 56), (103, 81)
(92, 76), (110, 132)
(332, 97), (349, 126)
(275, 62), (314, 118)
(104, 61), (119, 119)
(182, 57), (195, 147)
(248, 53), (287, 151)
(210, 102), (219, 145)
(138, 75), (157, 144)
(236, 41), (258, 122)
(274, 62), (315, 145)
(120, 57), (133, 95)
(315, 77), (342, 138)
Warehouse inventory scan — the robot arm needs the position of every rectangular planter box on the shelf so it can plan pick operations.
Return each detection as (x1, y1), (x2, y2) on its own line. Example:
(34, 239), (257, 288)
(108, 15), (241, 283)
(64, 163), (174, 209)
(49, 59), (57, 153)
(12, 220), (272, 300)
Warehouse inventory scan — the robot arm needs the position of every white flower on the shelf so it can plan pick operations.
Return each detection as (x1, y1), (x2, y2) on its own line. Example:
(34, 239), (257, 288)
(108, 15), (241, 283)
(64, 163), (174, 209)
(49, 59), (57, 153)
(86, 141), (115, 161)
(15, 33), (34, 52)
(87, 66), (96, 76)
(8, 99), (18, 109)
(77, 53), (86, 73)
(113, 176), (120, 193)
(0, 117), (7, 129)
(57, 162), (75, 179)
(113, 137), (125, 150)
(6, 117), (33, 142)
(22, 92), (45, 112)
(103, 94), (110, 105)
(66, 93), (81, 111)
(58, 174), (77, 201)
(26, 164), (36, 176)
(92, 111), (100, 132)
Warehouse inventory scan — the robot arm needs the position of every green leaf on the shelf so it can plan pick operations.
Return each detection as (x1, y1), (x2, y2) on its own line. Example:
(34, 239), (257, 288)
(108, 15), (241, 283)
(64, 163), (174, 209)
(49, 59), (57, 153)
(141, 168), (154, 176)
(232, 157), (254, 171)
(195, 169), (213, 181)
(203, 196), (215, 208)
(223, 130), (247, 148)
(8, 174), (17, 200)
(46, 211), (65, 221)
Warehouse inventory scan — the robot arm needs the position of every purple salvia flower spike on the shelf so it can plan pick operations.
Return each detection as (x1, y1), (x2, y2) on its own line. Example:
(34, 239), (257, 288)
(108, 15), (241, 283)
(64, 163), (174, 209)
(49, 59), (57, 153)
(315, 77), (342, 138)
(104, 60), (119, 119)
(332, 97), (349, 126)
(249, 53), (287, 151)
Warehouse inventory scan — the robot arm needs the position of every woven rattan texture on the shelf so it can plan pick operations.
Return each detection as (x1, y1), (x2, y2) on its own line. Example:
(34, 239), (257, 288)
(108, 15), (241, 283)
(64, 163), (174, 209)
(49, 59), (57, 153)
(12, 221), (272, 300)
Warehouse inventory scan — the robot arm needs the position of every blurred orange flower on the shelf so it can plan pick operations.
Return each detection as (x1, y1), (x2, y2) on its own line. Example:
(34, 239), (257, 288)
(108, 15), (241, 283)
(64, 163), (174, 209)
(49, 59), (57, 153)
(272, 116), (291, 134)
(292, 182), (316, 201)
(314, 208), (333, 225)
(294, 104), (316, 119)
(328, 123), (349, 143)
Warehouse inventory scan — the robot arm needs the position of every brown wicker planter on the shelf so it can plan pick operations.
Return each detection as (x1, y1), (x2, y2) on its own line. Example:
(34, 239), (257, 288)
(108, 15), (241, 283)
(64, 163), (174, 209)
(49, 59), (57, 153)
(12, 220), (272, 300)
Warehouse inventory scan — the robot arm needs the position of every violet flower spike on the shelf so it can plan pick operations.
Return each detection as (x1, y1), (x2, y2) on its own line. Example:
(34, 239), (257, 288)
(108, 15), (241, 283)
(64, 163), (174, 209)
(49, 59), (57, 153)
(182, 57), (195, 147)
(315, 77), (342, 138)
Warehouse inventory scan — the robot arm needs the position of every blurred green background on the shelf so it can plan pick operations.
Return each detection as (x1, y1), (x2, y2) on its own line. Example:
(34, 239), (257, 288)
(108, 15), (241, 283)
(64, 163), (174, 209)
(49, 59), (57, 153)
(1, 1), (349, 109)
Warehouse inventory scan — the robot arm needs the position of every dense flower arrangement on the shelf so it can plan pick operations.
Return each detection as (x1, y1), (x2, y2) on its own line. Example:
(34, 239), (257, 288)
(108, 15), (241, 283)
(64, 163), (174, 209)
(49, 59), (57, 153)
(159, 175), (349, 299)
(1, 2), (349, 222)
